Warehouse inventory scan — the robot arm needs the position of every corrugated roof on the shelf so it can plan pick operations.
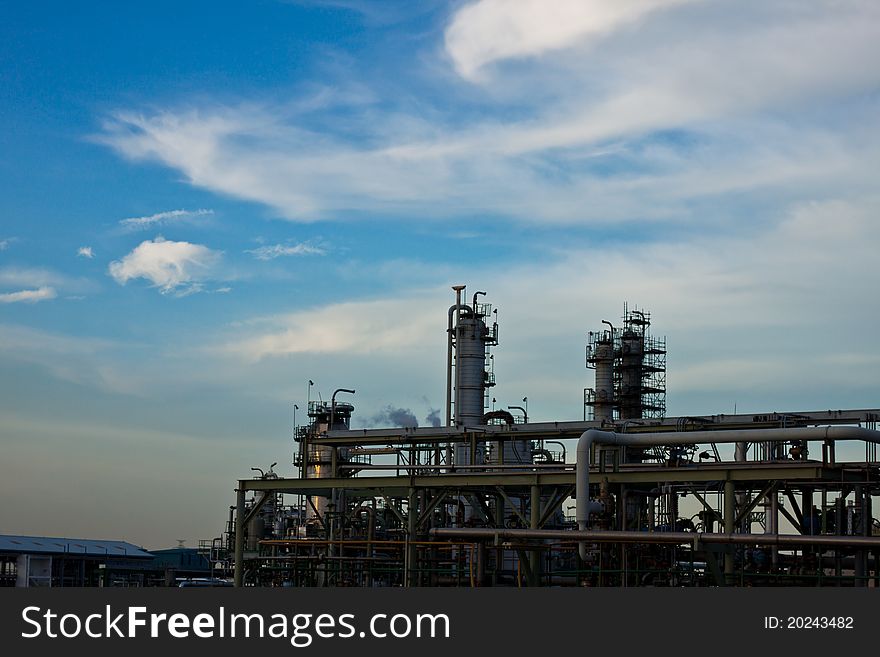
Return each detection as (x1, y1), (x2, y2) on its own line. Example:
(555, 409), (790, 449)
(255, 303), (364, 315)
(0, 535), (154, 559)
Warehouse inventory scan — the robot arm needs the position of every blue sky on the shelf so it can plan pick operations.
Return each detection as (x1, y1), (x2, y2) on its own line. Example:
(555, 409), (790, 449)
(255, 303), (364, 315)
(2, 0), (880, 548)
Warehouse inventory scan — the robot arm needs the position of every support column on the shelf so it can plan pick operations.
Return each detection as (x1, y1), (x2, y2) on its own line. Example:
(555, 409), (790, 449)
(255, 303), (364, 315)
(724, 479), (735, 584)
(855, 485), (867, 586)
(406, 487), (417, 587)
(529, 484), (541, 586)
(494, 493), (504, 586)
(233, 484), (245, 587)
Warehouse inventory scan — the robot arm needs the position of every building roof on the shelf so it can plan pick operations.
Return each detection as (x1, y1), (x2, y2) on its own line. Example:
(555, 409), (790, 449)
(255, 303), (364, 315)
(0, 535), (153, 560)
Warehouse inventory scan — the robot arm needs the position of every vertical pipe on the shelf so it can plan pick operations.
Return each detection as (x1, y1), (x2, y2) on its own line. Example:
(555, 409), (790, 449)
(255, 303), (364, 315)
(770, 489), (779, 570)
(494, 492), (504, 586)
(407, 487), (417, 587)
(530, 484), (541, 585)
(724, 479), (735, 583)
(233, 485), (246, 587)
(447, 286), (465, 427)
(855, 485), (867, 586)
(446, 314), (454, 427)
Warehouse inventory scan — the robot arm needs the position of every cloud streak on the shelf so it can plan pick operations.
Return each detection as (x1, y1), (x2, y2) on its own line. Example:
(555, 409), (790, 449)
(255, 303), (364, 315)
(0, 287), (57, 304)
(246, 242), (326, 260)
(119, 208), (213, 231)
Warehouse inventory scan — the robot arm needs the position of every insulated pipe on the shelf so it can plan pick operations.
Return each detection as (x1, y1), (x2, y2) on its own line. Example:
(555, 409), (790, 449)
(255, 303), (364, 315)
(429, 527), (880, 549)
(445, 302), (473, 427)
(576, 426), (880, 560)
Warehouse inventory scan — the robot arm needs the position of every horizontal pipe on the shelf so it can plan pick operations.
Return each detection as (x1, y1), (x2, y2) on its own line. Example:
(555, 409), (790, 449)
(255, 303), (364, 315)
(339, 463), (568, 471)
(576, 426), (880, 559)
(325, 408), (880, 442)
(429, 527), (880, 549)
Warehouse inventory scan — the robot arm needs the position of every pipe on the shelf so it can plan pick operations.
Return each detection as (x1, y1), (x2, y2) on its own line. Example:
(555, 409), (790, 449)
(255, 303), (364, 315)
(330, 388), (355, 430)
(233, 485), (246, 587)
(481, 410), (515, 425)
(576, 426), (880, 559)
(507, 405), (528, 424)
(445, 300), (473, 427)
(472, 290), (486, 312)
(430, 527), (880, 549)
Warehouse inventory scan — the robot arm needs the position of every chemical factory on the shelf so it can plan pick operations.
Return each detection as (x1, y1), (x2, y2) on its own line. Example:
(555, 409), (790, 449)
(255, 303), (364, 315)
(218, 285), (880, 587)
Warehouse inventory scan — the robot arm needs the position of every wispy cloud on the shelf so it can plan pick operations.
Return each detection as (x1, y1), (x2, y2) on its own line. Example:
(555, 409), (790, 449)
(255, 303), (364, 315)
(77, 246), (95, 258)
(0, 266), (96, 300)
(218, 295), (442, 361)
(0, 266), (71, 289)
(118, 208), (213, 231)
(0, 323), (148, 395)
(97, 0), (880, 226)
(0, 287), (57, 304)
(0, 238), (12, 251)
(445, 0), (697, 81)
(245, 242), (326, 260)
(108, 236), (223, 295)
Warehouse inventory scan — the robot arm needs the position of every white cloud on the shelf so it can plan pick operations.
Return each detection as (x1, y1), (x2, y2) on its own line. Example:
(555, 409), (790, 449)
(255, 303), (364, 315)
(108, 236), (223, 295)
(245, 242), (326, 260)
(0, 238), (11, 251)
(119, 208), (213, 231)
(0, 287), (57, 304)
(445, 0), (696, 81)
(77, 246), (95, 258)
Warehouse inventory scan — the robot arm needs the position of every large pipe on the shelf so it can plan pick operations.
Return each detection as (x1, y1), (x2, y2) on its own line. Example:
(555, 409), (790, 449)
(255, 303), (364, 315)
(445, 300), (472, 427)
(429, 527), (880, 549)
(330, 388), (355, 430)
(576, 426), (880, 560)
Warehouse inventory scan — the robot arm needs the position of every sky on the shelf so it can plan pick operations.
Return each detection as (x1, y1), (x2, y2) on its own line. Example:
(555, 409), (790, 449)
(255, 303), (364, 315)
(1, 0), (879, 549)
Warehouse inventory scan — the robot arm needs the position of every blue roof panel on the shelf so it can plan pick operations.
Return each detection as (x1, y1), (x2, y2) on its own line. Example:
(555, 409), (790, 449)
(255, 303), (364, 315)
(0, 535), (154, 559)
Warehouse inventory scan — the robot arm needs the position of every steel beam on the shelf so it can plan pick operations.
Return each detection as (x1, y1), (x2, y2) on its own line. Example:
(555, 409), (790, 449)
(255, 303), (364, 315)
(237, 461), (866, 495)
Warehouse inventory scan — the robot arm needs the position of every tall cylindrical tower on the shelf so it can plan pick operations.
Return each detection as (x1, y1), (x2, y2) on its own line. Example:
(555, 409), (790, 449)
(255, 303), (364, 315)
(586, 322), (615, 423)
(447, 287), (498, 467)
(454, 310), (490, 428)
(303, 401), (353, 522)
(618, 329), (644, 420)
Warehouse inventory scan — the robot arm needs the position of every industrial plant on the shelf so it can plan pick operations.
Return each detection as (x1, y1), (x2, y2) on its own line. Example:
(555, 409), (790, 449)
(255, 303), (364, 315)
(219, 286), (880, 587)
